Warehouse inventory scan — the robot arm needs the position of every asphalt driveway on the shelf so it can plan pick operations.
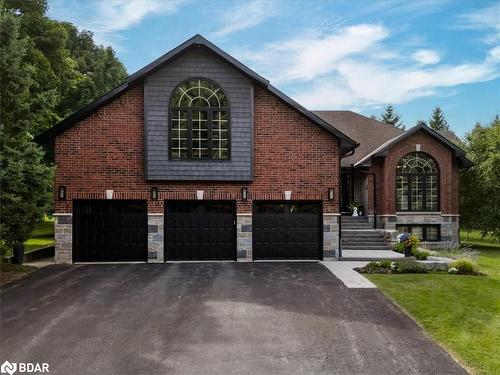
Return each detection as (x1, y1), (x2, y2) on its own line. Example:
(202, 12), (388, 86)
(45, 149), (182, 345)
(1, 262), (465, 374)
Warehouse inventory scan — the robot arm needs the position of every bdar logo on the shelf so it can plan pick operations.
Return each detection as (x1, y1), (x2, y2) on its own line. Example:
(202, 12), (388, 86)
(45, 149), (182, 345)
(0, 361), (17, 375)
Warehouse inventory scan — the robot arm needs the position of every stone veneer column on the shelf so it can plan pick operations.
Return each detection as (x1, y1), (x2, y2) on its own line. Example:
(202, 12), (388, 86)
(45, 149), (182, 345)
(323, 214), (339, 259)
(54, 214), (72, 264)
(237, 213), (252, 261)
(148, 214), (164, 263)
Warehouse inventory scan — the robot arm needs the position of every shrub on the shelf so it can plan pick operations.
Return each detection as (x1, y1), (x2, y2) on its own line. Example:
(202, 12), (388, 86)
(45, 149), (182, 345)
(450, 258), (475, 275)
(393, 242), (404, 253)
(412, 248), (430, 260)
(394, 259), (427, 273)
(362, 261), (392, 273)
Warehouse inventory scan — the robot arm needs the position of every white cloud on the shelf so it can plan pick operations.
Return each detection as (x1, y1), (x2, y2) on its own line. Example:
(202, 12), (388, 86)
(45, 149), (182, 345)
(49, 0), (186, 49)
(237, 23), (500, 109)
(456, 2), (500, 44)
(238, 24), (389, 82)
(411, 49), (441, 65)
(213, 0), (278, 37)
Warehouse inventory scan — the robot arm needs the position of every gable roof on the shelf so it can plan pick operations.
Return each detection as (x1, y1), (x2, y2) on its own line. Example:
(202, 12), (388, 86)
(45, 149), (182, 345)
(353, 123), (472, 168)
(35, 34), (358, 154)
(314, 111), (404, 166)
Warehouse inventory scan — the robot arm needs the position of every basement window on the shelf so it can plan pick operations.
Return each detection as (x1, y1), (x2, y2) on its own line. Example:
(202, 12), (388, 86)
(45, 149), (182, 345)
(396, 224), (441, 241)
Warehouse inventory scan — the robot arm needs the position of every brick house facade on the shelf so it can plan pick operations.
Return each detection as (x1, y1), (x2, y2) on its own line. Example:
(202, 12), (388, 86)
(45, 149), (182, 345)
(37, 35), (470, 263)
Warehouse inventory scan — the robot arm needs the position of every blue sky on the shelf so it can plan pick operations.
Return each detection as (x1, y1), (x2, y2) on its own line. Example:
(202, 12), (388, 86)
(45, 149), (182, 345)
(48, 0), (500, 136)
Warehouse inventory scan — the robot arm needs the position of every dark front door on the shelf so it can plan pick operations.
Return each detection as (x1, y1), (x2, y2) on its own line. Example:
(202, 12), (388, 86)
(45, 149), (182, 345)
(165, 201), (236, 261)
(341, 172), (354, 213)
(253, 201), (322, 260)
(73, 200), (147, 262)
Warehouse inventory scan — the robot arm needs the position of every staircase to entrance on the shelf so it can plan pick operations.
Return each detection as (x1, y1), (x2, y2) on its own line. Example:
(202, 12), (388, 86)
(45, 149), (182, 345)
(340, 216), (403, 261)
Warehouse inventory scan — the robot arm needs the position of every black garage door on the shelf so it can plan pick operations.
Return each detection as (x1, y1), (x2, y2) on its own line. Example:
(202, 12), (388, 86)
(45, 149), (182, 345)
(165, 201), (236, 261)
(253, 201), (322, 260)
(73, 200), (147, 262)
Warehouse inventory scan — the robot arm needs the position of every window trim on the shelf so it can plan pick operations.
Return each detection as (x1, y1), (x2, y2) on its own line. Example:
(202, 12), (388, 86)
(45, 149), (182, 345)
(396, 224), (441, 242)
(168, 78), (231, 161)
(396, 152), (440, 212)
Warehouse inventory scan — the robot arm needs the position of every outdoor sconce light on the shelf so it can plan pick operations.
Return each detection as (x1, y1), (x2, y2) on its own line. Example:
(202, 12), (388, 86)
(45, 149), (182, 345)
(328, 188), (335, 201)
(58, 186), (66, 200)
(151, 187), (158, 200)
(241, 187), (248, 201)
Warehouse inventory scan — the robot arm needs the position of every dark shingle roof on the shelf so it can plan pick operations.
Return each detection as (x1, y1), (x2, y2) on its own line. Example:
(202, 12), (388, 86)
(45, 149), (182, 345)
(313, 111), (404, 166)
(314, 110), (470, 169)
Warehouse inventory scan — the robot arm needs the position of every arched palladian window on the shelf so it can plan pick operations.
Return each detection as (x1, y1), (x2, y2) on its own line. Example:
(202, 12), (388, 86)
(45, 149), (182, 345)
(396, 152), (439, 211)
(169, 79), (229, 160)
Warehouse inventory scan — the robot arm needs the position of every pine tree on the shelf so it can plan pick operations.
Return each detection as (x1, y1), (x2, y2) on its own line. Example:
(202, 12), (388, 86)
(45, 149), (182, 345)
(0, 8), (53, 254)
(428, 106), (449, 131)
(380, 104), (405, 129)
(416, 120), (427, 127)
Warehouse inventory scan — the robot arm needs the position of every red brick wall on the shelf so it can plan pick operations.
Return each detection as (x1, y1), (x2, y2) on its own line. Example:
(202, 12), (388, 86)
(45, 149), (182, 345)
(54, 85), (340, 214)
(367, 130), (459, 215)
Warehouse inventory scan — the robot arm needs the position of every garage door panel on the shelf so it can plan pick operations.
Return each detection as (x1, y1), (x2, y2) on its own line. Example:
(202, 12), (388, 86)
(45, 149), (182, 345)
(253, 202), (322, 260)
(165, 201), (236, 261)
(74, 200), (147, 262)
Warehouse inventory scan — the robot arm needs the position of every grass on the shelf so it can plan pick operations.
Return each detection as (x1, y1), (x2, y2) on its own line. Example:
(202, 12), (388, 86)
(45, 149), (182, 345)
(0, 263), (37, 286)
(366, 232), (500, 375)
(23, 217), (55, 253)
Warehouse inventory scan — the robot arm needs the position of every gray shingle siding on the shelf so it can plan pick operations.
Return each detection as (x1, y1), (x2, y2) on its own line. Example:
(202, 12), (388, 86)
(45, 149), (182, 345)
(144, 47), (253, 181)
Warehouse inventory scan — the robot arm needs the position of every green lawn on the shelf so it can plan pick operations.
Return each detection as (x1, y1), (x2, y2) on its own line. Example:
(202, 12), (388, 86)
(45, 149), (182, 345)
(366, 232), (500, 375)
(23, 217), (55, 253)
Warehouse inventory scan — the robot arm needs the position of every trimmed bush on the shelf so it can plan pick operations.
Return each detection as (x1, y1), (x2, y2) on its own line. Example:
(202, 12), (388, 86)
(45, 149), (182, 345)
(395, 259), (427, 273)
(413, 248), (430, 260)
(393, 242), (404, 253)
(450, 258), (475, 275)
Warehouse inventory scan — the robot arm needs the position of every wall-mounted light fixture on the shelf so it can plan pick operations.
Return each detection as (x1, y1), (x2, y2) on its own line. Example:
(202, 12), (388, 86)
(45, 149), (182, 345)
(151, 187), (158, 200)
(241, 187), (248, 201)
(284, 191), (292, 200)
(196, 190), (204, 200)
(58, 186), (66, 200)
(328, 188), (335, 201)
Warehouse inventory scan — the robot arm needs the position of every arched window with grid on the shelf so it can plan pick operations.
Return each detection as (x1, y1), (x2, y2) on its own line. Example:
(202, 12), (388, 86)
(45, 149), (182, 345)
(169, 79), (229, 160)
(396, 152), (439, 211)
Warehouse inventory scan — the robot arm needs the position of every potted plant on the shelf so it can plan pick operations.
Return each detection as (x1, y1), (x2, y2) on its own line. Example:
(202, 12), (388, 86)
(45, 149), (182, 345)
(347, 202), (361, 216)
(397, 233), (419, 257)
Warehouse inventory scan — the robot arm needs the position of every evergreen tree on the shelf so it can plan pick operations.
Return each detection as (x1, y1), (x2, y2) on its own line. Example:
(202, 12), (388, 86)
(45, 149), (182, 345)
(416, 120), (427, 127)
(0, 0), (127, 255)
(428, 106), (449, 131)
(0, 7), (53, 254)
(379, 104), (405, 129)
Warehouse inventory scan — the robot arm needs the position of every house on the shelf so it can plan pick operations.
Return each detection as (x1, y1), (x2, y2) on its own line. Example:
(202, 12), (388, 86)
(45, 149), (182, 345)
(36, 35), (470, 263)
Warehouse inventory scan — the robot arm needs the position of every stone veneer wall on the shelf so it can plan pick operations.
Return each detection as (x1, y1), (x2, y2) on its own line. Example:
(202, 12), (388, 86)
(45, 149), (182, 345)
(323, 214), (339, 259)
(380, 213), (459, 248)
(237, 214), (252, 261)
(54, 214), (72, 263)
(148, 214), (164, 263)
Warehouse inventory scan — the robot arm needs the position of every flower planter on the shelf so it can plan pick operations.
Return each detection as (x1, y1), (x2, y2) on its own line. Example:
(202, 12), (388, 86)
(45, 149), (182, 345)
(404, 245), (412, 257)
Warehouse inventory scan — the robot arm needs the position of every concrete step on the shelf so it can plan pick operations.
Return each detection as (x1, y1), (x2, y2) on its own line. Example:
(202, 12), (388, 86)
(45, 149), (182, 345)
(341, 241), (387, 246)
(341, 217), (369, 222)
(341, 236), (385, 240)
(342, 225), (373, 230)
(342, 246), (392, 250)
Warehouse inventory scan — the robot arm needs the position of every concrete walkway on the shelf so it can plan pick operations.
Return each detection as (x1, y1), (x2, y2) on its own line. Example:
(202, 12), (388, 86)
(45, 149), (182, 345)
(321, 261), (376, 288)
(341, 250), (404, 260)
(24, 257), (55, 268)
